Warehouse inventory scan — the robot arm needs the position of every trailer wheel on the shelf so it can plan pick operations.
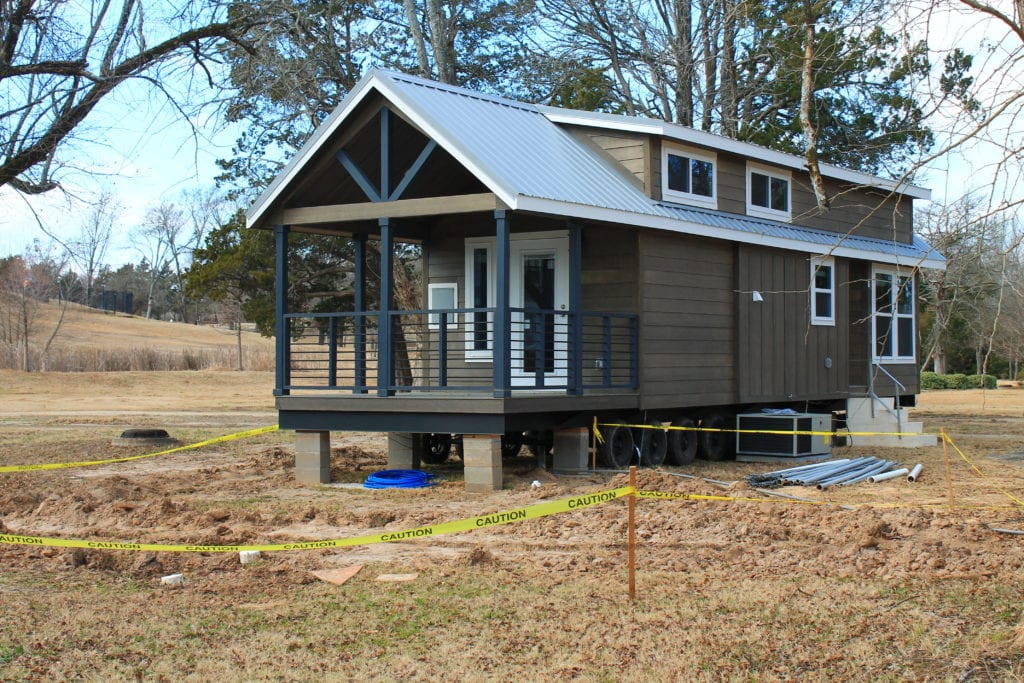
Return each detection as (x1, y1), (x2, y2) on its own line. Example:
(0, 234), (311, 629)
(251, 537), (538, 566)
(666, 416), (698, 465)
(501, 433), (524, 458)
(637, 422), (668, 467)
(697, 412), (734, 461)
(422, 433), (452, 464)
(599, 423), (634, 468)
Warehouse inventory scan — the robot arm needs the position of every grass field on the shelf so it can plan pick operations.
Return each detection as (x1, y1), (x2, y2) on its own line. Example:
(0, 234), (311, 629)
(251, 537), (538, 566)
(0, 366), (1023, 680)
(2, 301), (274, 372)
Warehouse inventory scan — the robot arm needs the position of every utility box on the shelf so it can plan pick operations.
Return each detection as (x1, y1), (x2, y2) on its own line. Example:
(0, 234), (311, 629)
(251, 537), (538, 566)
(735, 413), (832, 462)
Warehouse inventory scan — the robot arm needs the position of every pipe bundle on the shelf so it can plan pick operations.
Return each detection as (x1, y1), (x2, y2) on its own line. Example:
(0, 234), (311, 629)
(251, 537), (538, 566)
(746, 457), (904, 490)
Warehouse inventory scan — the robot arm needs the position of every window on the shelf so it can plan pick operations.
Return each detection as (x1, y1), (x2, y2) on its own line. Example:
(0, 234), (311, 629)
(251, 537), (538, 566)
(873, 268), (915, 362)
(427, 283), (457, 329)
(810, 257), (835, 326)
(464, 239), (494, 359)
(747, 164), (791, 220)
(662, 145), (717, 209)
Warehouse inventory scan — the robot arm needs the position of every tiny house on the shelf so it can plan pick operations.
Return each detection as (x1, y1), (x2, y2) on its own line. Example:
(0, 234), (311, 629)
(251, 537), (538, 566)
(246, 70), (944, 488)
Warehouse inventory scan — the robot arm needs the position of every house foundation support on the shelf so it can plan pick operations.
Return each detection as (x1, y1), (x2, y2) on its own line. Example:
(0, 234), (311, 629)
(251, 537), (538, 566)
(294, 430), (331, 484)
(462, 434), (503, 492)
(387, 432), (424, 469)
(553, 427), (591, 471)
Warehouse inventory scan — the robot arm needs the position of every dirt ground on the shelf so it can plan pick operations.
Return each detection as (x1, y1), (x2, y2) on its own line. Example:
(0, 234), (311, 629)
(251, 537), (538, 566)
(0, 370), (1022, 681)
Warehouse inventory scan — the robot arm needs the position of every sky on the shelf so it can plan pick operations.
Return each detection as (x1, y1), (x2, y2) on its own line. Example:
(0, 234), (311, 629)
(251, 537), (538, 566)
(2, 1), (1020, 270)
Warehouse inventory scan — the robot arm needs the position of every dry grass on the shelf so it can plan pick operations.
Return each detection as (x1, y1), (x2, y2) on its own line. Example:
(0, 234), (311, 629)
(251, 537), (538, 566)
(2, 301), (274, 372)
(0, 380), (1023, 680)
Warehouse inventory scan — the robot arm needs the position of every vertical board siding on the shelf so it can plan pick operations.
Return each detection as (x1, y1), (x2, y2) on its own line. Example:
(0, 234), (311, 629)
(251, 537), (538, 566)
(736, 245), (848, 402)
(637, 231), (736, 409)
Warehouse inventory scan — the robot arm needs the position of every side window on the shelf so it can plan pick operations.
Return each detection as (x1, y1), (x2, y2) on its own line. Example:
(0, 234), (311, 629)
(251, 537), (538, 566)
(662, 145), (717, 209)
(464, 239), (494, 359)
(873, 268), (915, 362)
(810, 257), (835, 326)
(747, 164), (791, 220)
(427, 283), (457, 329)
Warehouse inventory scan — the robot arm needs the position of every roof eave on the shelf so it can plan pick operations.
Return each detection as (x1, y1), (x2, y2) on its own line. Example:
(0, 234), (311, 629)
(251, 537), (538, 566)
(539, 107), (931, 201)
(515, 195), (946, 270)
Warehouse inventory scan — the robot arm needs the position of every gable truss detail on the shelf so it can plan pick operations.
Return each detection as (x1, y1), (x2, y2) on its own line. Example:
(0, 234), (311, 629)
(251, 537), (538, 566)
(335, 106), (438, 203)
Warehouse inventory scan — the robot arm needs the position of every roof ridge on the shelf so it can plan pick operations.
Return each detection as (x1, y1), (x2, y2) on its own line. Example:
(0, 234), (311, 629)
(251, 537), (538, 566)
(381, 70), (540, 115)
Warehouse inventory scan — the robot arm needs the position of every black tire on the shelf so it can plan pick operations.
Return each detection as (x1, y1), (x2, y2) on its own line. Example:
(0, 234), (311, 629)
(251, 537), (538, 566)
(421, 433), (452, 464)
(638, 422), (668, 467)
(599, 423), (635, 468)
(666, 416), (698, 465)
(501, 433), (524, 459)
(697, 412), (734, 461)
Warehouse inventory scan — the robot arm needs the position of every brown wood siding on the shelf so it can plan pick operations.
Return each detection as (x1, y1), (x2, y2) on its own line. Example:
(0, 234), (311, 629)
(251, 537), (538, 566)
(637, 231), (736, 409)
(658, 146), (914, 243)
(793, 178), (913, 243)
(423, 215), (501, 388)
(736, 245), (849, 402)
(572, 130), (648, 191)
(715, 153), (747, 215)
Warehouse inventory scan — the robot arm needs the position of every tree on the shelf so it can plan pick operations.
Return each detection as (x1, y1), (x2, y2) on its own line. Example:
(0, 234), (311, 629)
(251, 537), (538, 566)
(216, 0), (536, 195)
(185, 210), (272, 368)
(0, 0), (258, 195)
(0, 240), (75, 370)
(68, 190), (118, 305)
(133, 203), (182, 319)
(534, 0), (936, 176)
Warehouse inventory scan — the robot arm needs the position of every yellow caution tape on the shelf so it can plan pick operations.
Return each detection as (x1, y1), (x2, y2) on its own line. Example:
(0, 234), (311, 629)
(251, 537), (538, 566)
(942, 432), (1024, 509)
(0, 486), (634, 553)
(0, 425), (280, 473)
(636, 489), (1019, 510)
(597, 420), (924, 439)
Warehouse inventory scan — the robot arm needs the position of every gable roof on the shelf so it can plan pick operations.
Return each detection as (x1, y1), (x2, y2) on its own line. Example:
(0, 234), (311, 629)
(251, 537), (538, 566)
(247, 69), (944, 270)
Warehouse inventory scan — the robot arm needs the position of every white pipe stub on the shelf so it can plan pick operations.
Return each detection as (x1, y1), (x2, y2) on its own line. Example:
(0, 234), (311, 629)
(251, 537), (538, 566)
(907, 463), (924, 482)
(160, 573), (185, 586)
(867, 468), (909, 483)
(239, 550), (261, 564)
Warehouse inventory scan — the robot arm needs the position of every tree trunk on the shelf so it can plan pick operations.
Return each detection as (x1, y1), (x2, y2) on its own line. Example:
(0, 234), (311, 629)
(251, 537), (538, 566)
(799, 0), (830, 211)
(236, 321), (243, 372)
(402, 0), (431, 77)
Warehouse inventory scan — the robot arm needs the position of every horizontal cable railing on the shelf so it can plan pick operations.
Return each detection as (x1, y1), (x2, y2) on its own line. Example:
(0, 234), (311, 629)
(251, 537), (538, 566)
(281, 308), (637, 394)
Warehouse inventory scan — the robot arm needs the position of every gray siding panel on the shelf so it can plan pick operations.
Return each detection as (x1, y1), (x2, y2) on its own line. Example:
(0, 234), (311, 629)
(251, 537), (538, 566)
(638, 231), (736, 410)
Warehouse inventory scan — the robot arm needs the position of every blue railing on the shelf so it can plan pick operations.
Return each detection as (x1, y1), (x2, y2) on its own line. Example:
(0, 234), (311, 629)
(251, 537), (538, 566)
(279, 307), (637, 395)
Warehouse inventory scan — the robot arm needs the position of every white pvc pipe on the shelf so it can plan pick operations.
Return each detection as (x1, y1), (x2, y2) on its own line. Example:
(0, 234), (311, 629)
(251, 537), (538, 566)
(867, 468), (909, 483)
(907, 463), (924, 482)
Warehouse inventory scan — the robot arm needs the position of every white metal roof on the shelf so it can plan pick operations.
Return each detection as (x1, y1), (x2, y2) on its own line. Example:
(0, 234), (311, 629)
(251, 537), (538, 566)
(247, 69), (944, 270)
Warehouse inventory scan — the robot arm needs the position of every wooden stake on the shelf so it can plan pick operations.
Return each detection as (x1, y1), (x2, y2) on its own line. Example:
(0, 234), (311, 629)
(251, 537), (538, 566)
(628, 465), (636, 601)
(942, 428), (955, 511)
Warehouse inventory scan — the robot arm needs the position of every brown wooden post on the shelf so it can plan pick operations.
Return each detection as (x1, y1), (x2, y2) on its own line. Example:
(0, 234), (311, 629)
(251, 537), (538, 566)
(628, 465), (636, 601)
(942, 428), (955, 511)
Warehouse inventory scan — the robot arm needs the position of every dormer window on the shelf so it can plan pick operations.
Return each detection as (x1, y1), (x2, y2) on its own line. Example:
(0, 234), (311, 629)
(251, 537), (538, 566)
(662, 144), (717, 209)
(747, 163), (791, 220)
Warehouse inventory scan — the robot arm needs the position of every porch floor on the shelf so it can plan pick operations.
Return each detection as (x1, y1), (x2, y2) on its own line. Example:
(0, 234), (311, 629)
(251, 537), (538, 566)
(276, 390), (639, 434)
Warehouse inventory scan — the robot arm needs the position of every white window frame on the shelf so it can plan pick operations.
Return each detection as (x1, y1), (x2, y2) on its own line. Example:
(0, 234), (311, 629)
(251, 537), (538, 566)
(661, 144), (718, 210)
(746, 163), (792, 221)
(872, 266), (916, 364)
(810, 256), (835, 326)
(464, 238), (495, 361)
(427, 282), (458, 330)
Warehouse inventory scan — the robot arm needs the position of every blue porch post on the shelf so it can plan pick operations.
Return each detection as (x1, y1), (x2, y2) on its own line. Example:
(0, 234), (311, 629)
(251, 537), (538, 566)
(568, 222), (584, 395)
(273, 224), (289, 396)
(493, 210), (511, 397)
(353, 233), (367, 393)
(377, 218), (395, 396)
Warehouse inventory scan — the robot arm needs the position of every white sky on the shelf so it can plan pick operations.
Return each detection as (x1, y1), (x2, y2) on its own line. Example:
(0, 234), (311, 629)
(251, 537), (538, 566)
(2, 0), (1020, 269)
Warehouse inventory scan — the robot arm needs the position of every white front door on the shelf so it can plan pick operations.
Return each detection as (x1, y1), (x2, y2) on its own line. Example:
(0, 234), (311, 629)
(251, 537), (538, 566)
(510, 236), (569, 387)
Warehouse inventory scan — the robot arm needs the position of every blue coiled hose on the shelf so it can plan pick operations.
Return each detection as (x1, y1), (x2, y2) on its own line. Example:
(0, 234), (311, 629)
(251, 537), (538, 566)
(363, 469), (437, 489)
